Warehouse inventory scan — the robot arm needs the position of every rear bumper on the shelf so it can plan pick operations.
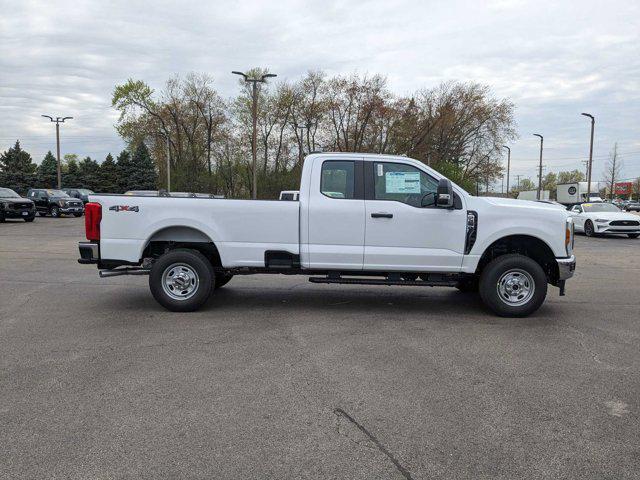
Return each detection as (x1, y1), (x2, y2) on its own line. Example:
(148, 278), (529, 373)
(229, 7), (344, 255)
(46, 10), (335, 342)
(78, 241), (99, 264)
(556, 255), (576, 281)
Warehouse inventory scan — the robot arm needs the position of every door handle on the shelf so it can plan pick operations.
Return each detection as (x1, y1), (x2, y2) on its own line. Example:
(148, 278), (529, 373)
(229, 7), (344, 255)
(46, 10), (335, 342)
(371, 212), (393, 218)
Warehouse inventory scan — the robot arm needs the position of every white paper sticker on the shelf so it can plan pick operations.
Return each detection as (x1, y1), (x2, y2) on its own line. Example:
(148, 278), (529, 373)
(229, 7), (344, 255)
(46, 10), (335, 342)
(385, 171), (421, 193)
(377, 164), (384, 176)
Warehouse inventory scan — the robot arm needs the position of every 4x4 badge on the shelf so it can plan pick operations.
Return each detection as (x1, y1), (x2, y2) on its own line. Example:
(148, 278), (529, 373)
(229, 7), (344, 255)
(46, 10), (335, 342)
(109, 205), (139, 212)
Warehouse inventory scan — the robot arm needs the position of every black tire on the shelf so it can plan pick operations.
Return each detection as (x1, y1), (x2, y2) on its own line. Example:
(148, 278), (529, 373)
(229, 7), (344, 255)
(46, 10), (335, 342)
(628, 233), (639, 239)
(0, 213), (5, 223)
(584, 220), (595, 237)
(38, 211), (47, 217)
(479, 254), (547, 317)
(149, 248), (215, 312)
(73, 213), (83, 217)
(214, 272), (234, 289)
(50, 206), (60, 218)
(24, 217), (35, 222)
(456, 276), (479, 293)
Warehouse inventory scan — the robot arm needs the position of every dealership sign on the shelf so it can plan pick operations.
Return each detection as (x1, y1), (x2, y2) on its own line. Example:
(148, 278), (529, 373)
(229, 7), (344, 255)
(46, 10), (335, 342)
(615, 182), (633, 195)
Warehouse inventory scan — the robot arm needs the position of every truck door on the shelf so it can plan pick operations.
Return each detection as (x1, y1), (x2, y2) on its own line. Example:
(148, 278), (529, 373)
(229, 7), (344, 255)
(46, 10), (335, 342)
(305, 159), (365, 270)
(363, 160), (466, 272)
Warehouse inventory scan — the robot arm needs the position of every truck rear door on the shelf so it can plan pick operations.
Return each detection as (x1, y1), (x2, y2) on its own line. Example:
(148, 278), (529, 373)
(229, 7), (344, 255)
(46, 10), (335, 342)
(304, 158), (365, 270)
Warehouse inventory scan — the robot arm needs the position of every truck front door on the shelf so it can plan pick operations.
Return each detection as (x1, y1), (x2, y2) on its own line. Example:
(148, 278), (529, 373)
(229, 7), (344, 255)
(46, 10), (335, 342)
(363, 160), (466, 272)
(305, 159), (365, 270)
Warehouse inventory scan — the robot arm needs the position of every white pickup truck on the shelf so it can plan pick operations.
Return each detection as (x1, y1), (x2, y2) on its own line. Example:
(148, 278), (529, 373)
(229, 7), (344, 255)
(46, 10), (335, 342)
(78, 153), (576, 317)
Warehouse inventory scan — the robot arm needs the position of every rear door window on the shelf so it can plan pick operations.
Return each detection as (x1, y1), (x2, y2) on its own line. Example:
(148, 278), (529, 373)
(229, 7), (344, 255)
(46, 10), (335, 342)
(321, 161), (355, 199)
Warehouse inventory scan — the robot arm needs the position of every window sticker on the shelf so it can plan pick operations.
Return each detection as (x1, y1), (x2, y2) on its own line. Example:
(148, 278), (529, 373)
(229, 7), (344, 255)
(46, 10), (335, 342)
(385, 171), (421, 193)
(377, 164), (384, 177)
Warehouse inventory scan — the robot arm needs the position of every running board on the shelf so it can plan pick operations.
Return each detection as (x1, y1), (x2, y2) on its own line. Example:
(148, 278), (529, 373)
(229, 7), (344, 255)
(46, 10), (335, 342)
(99, 268), (150, 278)
(308, 276), (459, 287)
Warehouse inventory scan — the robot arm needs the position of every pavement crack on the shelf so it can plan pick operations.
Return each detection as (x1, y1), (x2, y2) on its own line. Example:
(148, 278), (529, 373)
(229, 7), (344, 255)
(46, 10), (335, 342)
(334, 407), (415, 480)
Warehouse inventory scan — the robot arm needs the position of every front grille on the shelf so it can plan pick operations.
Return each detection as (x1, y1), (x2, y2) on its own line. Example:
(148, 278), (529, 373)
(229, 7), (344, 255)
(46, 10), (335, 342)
(66, 201), (83, 208)
(10, 202), (33, 210)
(610, 220), (639, 226)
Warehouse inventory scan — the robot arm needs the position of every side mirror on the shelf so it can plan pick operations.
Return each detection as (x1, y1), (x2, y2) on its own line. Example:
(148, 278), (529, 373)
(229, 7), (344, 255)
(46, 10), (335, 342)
(436, 178), (454, 208)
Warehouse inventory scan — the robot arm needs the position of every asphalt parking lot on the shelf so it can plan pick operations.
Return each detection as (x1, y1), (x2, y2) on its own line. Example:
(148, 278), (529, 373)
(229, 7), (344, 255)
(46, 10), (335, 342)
(1, 216), (639, 479)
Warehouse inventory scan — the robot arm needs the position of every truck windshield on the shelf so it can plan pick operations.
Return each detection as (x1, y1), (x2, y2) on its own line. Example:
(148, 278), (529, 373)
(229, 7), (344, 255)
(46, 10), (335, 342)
(47, 190), (71, 197)
(582, 203), (619, 213)
(0, 188), (20, 198)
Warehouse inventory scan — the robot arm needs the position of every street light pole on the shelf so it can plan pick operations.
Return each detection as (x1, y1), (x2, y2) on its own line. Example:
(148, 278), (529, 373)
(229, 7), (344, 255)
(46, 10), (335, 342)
(581, 113), (595, 202)
(42, 115), (72, 189)
(502, 145), (511, 196)
(232, 70), (277, 199)
(533, 134), (544, 200)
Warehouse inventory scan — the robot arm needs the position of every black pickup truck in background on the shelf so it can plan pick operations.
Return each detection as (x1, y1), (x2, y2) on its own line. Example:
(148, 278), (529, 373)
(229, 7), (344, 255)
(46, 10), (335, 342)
(26, 189), (84, 217)
(0, 187), (36, 222)
(64, 188), (95, 204)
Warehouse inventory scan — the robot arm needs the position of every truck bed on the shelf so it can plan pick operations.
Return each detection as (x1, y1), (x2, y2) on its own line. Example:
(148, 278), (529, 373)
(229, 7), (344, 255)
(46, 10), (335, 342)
(92, 195), (300, 267)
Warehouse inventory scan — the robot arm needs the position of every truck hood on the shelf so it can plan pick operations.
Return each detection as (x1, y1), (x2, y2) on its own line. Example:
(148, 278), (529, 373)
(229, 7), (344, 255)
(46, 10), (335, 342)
(474, 196), (569, 214)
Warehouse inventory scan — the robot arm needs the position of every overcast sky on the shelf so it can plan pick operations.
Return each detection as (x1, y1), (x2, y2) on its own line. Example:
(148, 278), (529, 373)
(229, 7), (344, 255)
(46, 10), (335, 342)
(1, 0), (639, 185)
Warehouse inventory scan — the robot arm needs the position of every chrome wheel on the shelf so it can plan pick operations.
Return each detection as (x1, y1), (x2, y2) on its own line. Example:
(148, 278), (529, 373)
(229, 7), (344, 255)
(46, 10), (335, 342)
(161, 263), (200, 301)
(496, 269), (535, 307)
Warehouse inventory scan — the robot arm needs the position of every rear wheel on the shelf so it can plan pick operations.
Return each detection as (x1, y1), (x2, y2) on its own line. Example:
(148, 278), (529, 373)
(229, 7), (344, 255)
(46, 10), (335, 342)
(584, 220), (595, 237)
(149, 248), (214, 312)
(214, 272), (234, 289)
(628, 233), (639, 239)
(50, 206), (60, 218)
(479, 254), (547, 317)
(24, 217), (35, 222)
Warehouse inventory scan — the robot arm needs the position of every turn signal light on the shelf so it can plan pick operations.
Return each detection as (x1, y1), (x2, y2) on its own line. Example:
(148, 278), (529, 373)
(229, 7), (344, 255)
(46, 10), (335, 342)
(85, 202), (102, 241)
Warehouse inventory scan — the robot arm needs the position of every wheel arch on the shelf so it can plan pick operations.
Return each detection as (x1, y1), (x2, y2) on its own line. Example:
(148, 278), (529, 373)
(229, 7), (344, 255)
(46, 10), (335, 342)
(141, 226), (222, 267)
(475, 234), (559, 285)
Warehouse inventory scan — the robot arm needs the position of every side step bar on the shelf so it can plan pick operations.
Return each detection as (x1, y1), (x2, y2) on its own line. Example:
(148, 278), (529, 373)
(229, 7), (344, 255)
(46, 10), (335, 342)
(308, 276), (459, 287)
(99, 268), (150, 278)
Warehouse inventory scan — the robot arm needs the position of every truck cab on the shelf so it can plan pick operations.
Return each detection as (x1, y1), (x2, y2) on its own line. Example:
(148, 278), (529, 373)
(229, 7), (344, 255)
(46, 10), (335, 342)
(78, 153), (576, 317)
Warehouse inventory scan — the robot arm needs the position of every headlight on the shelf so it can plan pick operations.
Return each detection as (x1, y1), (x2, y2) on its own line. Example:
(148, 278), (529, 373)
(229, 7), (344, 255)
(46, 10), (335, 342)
(595, 218), (608, 223)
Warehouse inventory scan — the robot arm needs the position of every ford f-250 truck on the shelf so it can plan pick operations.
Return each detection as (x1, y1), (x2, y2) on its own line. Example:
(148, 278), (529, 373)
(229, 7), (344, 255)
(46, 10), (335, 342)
(78, 153), (576, 317)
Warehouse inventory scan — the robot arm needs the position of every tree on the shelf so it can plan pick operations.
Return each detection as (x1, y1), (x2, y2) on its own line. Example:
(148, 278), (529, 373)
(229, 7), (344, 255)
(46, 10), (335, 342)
(129, 142), (158, 190)
(633, 177), (640, 202)
(115, 150), (133, 192)
(557, 169), (585, 184)
(99, 153), (119, 193)
(77, 156), (101, 190)
(63, 154), (80, 187)
(0, 141), (38, 194)
(38, 151), (58, 188)
(603, 143), (622, 200)
(541, 172), (558, 198)
(518, 178), (536, 191)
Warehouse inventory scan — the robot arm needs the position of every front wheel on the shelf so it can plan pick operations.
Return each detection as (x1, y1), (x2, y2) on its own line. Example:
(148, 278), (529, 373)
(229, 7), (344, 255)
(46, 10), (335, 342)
(149, 248), (214, 312)
(584, 220), (595, 237)
(50, 206), (60, 218)
(479, 254), (547, 317)
(628, 233), (639, 239)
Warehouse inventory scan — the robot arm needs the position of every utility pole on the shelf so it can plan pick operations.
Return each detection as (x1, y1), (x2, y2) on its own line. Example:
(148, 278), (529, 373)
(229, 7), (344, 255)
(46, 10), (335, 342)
(581, 113), (595, 201)
(501, 175), (504, 194)
(165, 136), (171, 192)
(232, 70), (277, 199)
(516, 175), (521, 190)
(295, 123), (308, 166)
(533, 134), (544, 200)
(502, 145), (511, 196)
(41, 115), (72, 189)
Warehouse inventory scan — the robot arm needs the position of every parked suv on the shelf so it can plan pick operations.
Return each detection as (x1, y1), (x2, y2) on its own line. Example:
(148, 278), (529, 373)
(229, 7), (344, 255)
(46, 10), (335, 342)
(64, 188), (94, 204)
(26, 189), (84, 217)
(0, 187), (36, 222)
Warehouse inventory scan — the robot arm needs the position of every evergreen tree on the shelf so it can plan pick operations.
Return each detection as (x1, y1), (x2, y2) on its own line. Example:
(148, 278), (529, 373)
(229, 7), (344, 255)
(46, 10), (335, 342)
(38, 151), (58, 188)
(78, 156), (101, 190)
(63, 158), (80, 187)
(115, 150), (133, 192)
(0, 141), (38, 194)
(99, 153), (119, 193)
(129, 143), (158, 190)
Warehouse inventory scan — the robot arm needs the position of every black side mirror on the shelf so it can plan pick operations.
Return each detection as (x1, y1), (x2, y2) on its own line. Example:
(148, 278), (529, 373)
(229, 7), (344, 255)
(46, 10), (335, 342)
(436, 179), (454, 208)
